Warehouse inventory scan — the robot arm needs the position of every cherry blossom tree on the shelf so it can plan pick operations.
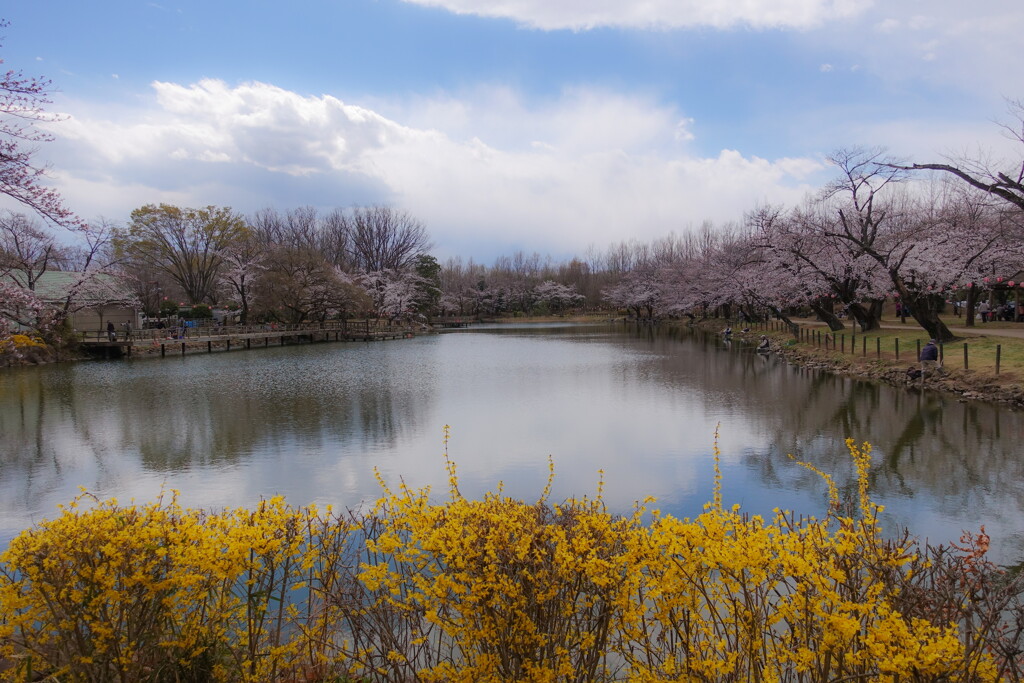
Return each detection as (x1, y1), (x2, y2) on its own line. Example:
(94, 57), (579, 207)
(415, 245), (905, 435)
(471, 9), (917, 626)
(359, 269), (427, 321)
(0, 277), (43, 335)
(750, 201), (890, 333)
(822, 148), (1024, 342)
(815, 149), (957, 341)
(0, 21), (82, 229)
(602, 269), (661, 319)
(533, 280), (584, 314)
(217, 233), (265, 324)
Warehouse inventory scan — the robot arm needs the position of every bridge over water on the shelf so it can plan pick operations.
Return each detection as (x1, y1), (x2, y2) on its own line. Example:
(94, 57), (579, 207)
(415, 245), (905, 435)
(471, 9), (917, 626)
(79, 320), (419, 358)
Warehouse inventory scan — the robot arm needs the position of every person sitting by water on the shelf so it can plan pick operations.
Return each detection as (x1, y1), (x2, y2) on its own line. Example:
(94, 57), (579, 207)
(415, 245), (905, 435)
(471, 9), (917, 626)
(757, 335), (770, 352)
(919, 338), (940, 375)
(722, 326), (732, 339)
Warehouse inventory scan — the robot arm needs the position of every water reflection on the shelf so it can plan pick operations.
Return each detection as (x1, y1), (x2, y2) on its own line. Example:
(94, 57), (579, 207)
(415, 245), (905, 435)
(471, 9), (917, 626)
(2, 323), (1024, 564)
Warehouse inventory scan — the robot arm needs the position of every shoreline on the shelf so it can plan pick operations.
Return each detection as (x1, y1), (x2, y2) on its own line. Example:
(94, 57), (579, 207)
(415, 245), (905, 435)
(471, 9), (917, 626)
(686, 319), (1024, 409)
(8, 315), (1024, 410)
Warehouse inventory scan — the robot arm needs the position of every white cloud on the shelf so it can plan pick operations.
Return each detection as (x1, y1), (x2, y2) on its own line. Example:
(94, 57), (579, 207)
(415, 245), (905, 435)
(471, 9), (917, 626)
(47, 80), (824, 257)
(399, 0), (870, 30)
(823, 2), (1024, 96)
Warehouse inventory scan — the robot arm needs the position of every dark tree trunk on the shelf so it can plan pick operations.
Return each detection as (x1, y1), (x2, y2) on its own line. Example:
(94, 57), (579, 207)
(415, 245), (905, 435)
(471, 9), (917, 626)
(847, 299), (883, 332)
(964, 287), (978, 327)
(809, 302), (846, 331)
(907, 293), (955, 342)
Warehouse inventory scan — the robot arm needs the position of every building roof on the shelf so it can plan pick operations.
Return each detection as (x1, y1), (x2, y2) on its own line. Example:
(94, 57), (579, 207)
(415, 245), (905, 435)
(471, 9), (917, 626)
(7, 270), (137, 305)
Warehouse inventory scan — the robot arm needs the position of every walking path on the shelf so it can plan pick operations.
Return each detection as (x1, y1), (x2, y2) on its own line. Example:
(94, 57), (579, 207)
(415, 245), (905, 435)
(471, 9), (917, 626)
(801, 318), (1024, 340)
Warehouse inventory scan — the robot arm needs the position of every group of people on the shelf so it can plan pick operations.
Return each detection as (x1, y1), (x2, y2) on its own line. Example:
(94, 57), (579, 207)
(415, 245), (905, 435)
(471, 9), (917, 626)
(105, 321), (133, 342)
(973, 300), (1021, 323)
(720, 326), (772, 352)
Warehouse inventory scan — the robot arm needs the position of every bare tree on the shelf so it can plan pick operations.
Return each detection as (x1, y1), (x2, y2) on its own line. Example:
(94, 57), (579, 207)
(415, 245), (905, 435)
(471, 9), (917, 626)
(0, 210), (67, 289)
(320, 207), (354, 270)
(349, 206), (431, 273)
(892, 98), (1024, 212)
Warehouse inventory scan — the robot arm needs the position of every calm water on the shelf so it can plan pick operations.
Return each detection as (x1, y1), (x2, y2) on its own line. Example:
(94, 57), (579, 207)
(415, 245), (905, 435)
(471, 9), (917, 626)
(2, 322), (1024, 563)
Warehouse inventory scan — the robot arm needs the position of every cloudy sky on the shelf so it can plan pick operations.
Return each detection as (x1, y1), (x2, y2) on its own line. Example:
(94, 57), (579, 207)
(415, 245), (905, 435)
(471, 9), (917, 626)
(3, 1), (1022, 261)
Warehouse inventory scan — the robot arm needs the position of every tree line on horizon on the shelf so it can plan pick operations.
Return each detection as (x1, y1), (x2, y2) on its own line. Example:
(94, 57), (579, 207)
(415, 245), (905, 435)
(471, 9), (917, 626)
(2, 16), (1023, 346)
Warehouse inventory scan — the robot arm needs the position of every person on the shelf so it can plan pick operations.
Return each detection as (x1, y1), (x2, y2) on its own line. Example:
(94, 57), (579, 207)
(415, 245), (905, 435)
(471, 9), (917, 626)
(757, 335), (770, 352)
(919, 339), (940, 376)
(979, 300), (990, 323)
(106, 320), (116, 342)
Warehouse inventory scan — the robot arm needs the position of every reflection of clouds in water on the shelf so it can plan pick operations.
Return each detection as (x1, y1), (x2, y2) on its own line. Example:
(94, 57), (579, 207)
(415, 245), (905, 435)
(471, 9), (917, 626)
(3, 325), (1024, 564)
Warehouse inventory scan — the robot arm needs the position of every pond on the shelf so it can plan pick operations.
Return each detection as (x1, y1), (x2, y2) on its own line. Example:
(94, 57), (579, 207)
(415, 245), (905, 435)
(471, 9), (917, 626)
(2, 322), (1023, 563)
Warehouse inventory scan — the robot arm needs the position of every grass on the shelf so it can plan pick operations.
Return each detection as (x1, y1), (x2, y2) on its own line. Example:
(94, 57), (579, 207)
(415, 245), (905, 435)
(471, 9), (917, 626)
(734, 315), (1024, 401)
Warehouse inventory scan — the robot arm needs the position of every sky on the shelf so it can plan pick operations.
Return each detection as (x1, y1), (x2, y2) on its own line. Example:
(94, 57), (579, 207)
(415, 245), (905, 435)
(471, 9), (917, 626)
(3, 1), (1023, 262)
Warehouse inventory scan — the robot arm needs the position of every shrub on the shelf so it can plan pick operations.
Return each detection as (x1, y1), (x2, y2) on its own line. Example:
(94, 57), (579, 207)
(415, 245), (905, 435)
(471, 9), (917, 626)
(1, 434), (1021, 681)
(191, 303), (213, 319)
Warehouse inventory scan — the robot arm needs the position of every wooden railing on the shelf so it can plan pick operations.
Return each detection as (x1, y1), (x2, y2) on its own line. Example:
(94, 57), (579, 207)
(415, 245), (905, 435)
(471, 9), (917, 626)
(79, 319), (410, 343)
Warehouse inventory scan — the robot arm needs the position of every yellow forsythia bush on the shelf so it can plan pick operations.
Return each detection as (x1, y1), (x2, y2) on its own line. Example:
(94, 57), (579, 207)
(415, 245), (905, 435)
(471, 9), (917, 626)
(8, 335), (46, 349)
(0, 434), (1013, 682)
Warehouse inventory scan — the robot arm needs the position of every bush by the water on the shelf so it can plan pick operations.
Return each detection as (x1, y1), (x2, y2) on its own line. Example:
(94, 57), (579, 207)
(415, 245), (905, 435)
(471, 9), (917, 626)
(1, 434), (1021, 681)
(0, 334), (53, 366)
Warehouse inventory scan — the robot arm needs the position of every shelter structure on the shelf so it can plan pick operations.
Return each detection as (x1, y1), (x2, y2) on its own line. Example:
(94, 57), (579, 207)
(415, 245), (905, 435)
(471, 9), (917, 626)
(10, 270), (141, 334)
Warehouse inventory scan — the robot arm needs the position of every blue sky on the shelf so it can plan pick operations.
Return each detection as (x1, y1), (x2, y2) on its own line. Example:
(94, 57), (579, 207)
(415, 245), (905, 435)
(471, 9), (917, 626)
(3, 1), (1022, 261)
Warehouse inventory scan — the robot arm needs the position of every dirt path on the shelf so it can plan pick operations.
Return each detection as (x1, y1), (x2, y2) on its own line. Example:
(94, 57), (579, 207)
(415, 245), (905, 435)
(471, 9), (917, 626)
(800, 318), (1024, 340)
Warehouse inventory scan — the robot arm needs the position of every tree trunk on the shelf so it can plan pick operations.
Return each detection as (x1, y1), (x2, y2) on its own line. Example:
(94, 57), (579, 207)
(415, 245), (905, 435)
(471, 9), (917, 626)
(809, 302), (845, 331)
(847, 299), (883, 332)
(909, 303), (955, 343)
(770, 307), (801, 337)
(965, 287), (978, 327)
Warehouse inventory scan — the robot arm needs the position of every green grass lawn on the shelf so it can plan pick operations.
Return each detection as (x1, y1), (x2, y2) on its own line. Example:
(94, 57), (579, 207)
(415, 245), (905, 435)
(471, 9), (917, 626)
(755, 316), (1024, 382)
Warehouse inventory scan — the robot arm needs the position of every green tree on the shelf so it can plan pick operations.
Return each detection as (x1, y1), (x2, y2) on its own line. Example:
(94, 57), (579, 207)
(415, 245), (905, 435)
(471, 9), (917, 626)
(117, 204), (248, 305)
(413, 254), (442, 316)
